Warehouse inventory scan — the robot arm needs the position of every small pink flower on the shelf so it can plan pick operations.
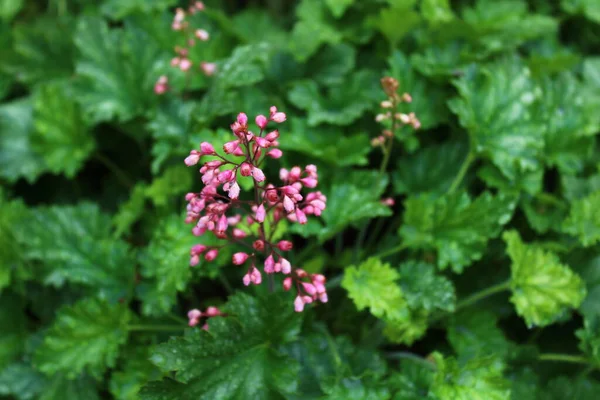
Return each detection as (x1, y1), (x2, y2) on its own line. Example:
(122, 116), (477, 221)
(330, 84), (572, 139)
(191, 244), (207, 255)
(255, 204), (265, 223)
(232, 252), (249, 265)
(205, 249), (218, 261)
(280, 258), (291, 274)
(190, 254), (200, 266)
(277, 240), (293, 251)
(255, 115), (268, 129)
(252, 167), (265, 182)
(233, 228), (247, 239)
(240, 162), (252, 177)
(187, 309), (202, 326)
(228, 181), (240, 199)
(201, 62), (216, 76)
(171, 57), (181, 66)
(253, 239), (265, 251)
(295, 208), (307, 224)
(300, 177), (318, 188)
(264, 255), (275, 273)
(280, 168), (289, 181)
(237, 113), (248, 126)
(243, 273), (251, 286)
(266, 149), (283, 159)
(294, 295), (305, 312)
(184, 151), (200, 166)
(205, 306), (221, 317)
(271, 112), (286, 123)
(195, 29), (209, 41)
(179, 58), (192, 71)
(218, 169), (235, 183)
(283, 277), (292, 291)
(302, 282), (317, 296)
(250, 267), (262, 284)
(255, 136), (270, 148)
(200, 142), (215, 155)
(265, 130), (279, 141)
(283, 196), (295, 213)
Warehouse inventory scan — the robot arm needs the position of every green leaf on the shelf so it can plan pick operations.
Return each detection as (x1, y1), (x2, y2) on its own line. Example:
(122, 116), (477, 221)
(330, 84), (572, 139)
(392, 141), (468, 196)
(504, 230), (586, 327)
(34, 298), (131, 379)
(0, 193), (29, 292)
(288, 70), (379, 126)
(140, 293), (302, 400)
(0, 0), (23, 22)
(535, 73), (596, 174)
(110, 345), (162, 400)
(576, 316), (600, 365)
(386, 50), (449, 130)
(281, 119), (370, 167)
(138, 213), (216, 316)
(542, 376), (600, 400)
(3, 17), (75, 86)
(145, 166), (192, 207)
(367, 2), (421, 46)
(0, 362), (46, 400)
(449, 58), (543, 181)
(0, 292), (26, 368)
(325, 0), (354, 18)
(387, 361), (435, 399)
(113, 183), (148, 238)
(74, 17), (162, 123)
(32, 83), (95, 178)
(563, 191), (600, 247)
(289, 0), (342, 61)
(562, 0), (600, 24)
(293, 170), (391, 241)
(15, 203), (135, 301)
(0, 98), (47, 183)
(520, 193), (568, 234)
(421, 0), (454, 25)
(383, 309), (429, 345)
(39, 374), (100, 400)
(342, 257), (406, 321)
(448, 311), (512, 363)
(399, 261), (456, 312)
(399, 191), (516, 272)
(215, 43), (271, 89)
(101, 0), (176, 19)
(430, 352), (510, 400)
(311, 43), (356, 86)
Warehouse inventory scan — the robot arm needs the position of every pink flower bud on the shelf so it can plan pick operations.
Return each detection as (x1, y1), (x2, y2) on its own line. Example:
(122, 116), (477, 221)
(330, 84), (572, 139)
(280, 168), (289, 181)
(218, 169), (235, 183)
(232, 147), (245, 156)
(252, 167), (265, 182)
(194, 1), (205, 11)
(201, 62), (216, 76)
(280, 258), (291, 274)
(265, 130), (279, 141)
(237, 113), (248, 126)
(179, 58), (192, 71)
(195, 29), (209, 41)
(171, 57), (181, 66)
(216, 215), (228, 234)
(188, 309), (202, 319)
(319, 292), (328, 303)
(302, 295), (313, 304)
(200, 142), (215, 155)
(205, 306), (221, 317)
(255, 115), (268, 129)
(191, 244), (207, 255)
(205, 249), (218, 261)
(295, 208), (307, 224)
(228, 181), (240, 199)
(190, 254), (200, 266)
(300, 177), (318, 188)
(251, 267), (262, 285)
(289, 167), (302, 181)
(296, 269), (307, 278)
(255, 136), (270, 148)
(264, 255), (275, 273)
(255, 204), (265, 223)
(233, 228), (247, 239)
(283, 277), (292, 291)
(266, 149), (283, 159)
(223, 140), (239, 154)
(184, 151), (200, 166)
(232, 252), (249, 265)
(243, 273), (251, 286)
(271, 112), (286, 123)
(277, 240), (293, 251)
(294, 295), (305, 312)
(253, 239), (265, 251)
(283, 196), (295, 213)
(274, 262), (281, 273)
(302, 282), (317, 296)
(240, 162), (252, 177)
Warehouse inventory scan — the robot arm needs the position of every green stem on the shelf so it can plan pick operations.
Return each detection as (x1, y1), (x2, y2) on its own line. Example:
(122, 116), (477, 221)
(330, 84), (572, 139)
(538, 353), (592, 366)
(94, 153), (134, 189)
(372, 243), (409, 259)
(447, 151), (474, 194)
(386, 351), (437, 371)
(128, 324), (185, 332)
(379, 144), (393, 175)
(219, 272), (233, 294)
(455, 280), (511, 312)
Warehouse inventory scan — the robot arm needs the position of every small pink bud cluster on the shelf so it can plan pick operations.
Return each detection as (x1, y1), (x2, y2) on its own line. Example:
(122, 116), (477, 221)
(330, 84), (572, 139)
(154, 2), (215, 95)
(282, 271), (328, 312)
(187, 306), (222, 330)
(183, 107), (328, 311)
(372, 76), (420, 147)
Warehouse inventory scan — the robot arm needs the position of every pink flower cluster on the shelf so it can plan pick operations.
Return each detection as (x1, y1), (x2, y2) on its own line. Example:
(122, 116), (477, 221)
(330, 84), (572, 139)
(154, 1), (216, 95)
(184, 107), (328, 311)
(187, 306), (222, 329)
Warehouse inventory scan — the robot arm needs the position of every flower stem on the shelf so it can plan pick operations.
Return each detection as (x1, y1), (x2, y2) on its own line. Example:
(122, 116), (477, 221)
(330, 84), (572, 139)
(386, 351), (437, 371)
(127, 324), (185, 332)
(455, 280), (511, 312)
(538, 353), (593, 366)
(447, 151), (474, 194)
(372, 242), (409, 259)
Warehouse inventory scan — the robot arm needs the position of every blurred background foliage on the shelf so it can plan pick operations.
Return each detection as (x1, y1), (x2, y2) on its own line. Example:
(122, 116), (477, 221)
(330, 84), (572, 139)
(2, 0), (600, 399)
